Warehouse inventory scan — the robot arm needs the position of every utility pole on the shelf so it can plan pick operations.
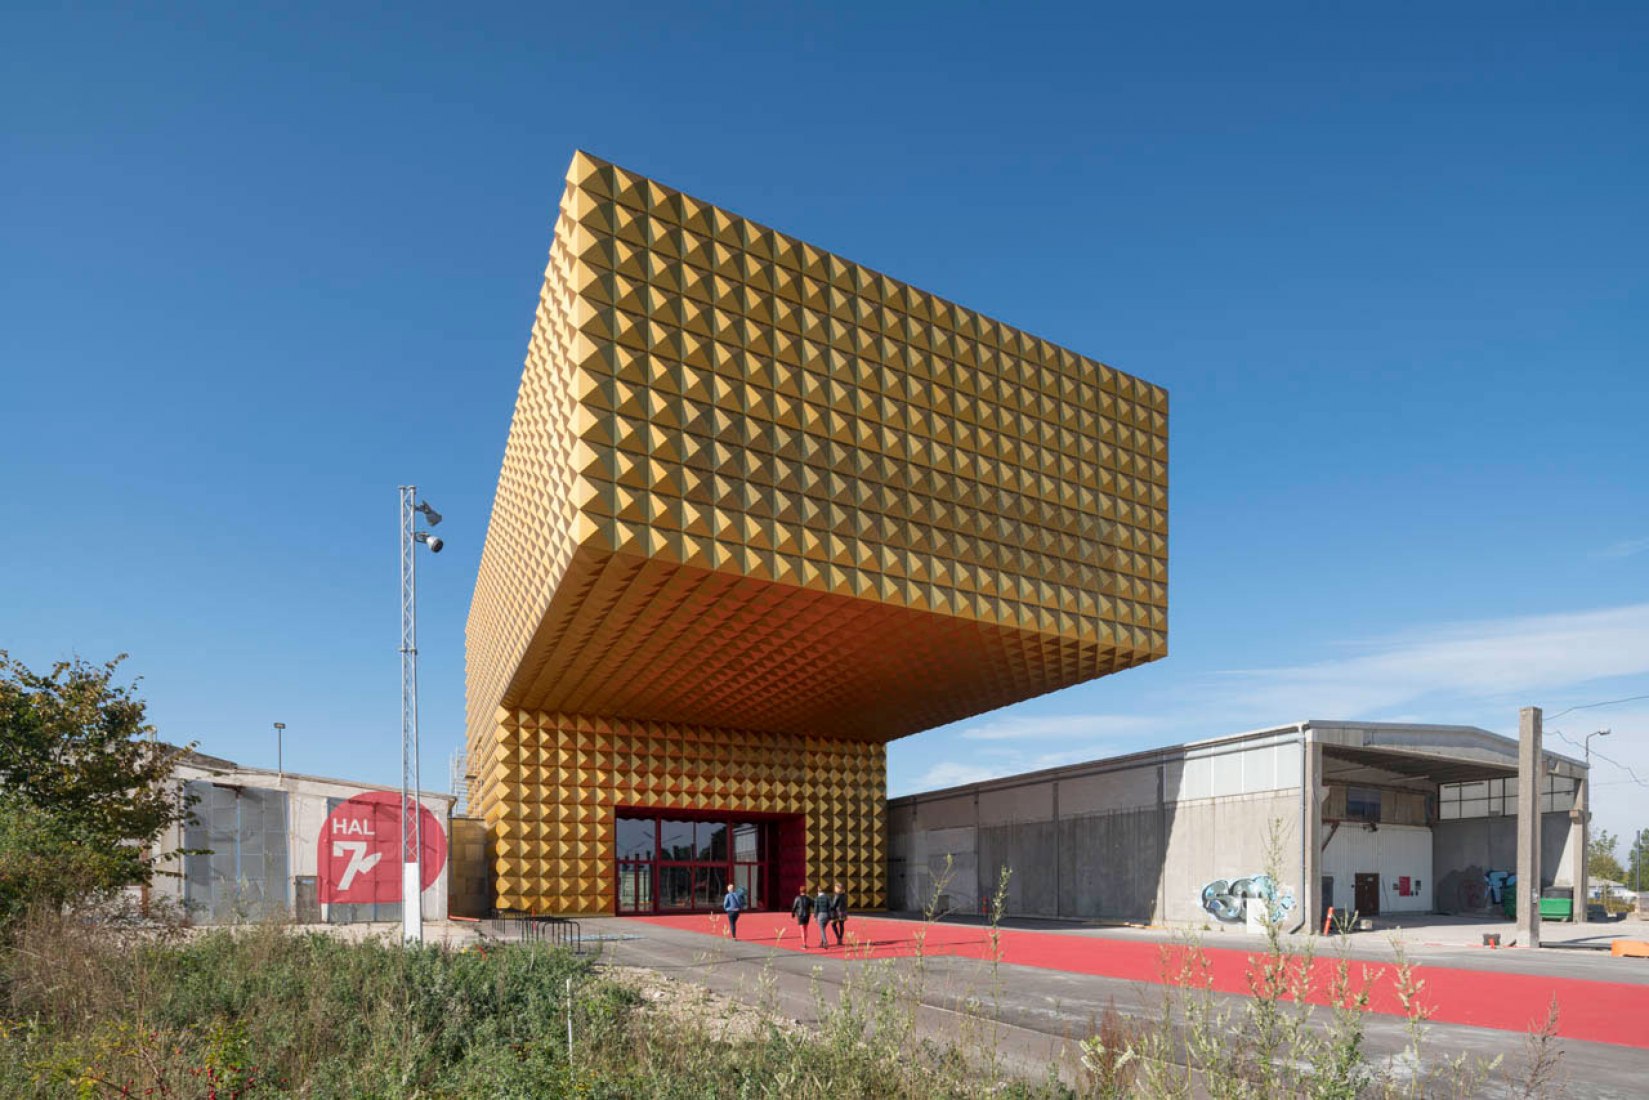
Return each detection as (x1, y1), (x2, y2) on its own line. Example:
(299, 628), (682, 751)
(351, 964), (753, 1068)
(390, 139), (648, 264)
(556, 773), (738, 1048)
(1576, 729), (1610, 923)
(1624, 828), (1645, 919)
(1516, 707), (1542, 948)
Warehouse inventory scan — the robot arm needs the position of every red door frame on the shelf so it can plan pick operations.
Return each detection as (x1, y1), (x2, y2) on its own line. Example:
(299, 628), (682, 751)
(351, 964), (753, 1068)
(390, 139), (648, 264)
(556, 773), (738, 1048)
(613, 808), (804, 915)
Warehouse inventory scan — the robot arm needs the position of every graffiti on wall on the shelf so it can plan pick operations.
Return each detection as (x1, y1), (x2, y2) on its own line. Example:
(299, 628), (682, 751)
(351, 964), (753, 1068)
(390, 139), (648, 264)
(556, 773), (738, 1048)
(1200, 874), (1295, 924)
(1435, 864), (1513, 912)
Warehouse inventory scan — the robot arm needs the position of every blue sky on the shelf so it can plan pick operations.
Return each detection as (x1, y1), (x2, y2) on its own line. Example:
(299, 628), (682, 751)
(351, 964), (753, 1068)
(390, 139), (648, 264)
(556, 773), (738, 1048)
(4, 3), (1646, 845)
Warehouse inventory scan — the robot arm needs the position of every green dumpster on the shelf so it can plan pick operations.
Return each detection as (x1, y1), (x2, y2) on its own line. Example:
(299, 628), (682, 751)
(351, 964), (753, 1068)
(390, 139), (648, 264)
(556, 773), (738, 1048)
(1539, 897), (1573, 921)
(1502, 894), (1575, 922)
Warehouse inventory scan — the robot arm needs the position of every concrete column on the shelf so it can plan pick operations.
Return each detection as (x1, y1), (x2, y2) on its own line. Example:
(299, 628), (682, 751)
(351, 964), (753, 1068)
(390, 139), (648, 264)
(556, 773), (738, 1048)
(1572, 774), (1590, 924)
(1516, 707), (1542, 948)
(1301, 738), (1322, 934)
(973, 791), (982, 913)
(1052, 780), (1062, 918)
(1155, 764), (1168, 924)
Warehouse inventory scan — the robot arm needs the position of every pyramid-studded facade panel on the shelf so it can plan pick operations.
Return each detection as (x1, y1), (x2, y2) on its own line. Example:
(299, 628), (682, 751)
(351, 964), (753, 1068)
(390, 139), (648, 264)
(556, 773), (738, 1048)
(466, 151), (1167, 914)
(483, 711), (885, 915)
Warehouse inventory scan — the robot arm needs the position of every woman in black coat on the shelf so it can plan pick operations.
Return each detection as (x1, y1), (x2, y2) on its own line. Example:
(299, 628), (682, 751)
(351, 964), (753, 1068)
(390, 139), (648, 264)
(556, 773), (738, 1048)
(790, 885), (814, 944)
(829, 882), (848, 946)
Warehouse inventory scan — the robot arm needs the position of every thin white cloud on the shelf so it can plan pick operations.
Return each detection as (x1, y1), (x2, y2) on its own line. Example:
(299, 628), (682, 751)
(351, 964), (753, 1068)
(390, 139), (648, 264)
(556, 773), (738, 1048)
(1213, 603), (1649, 720)
(1596, 537), (1649, 560)
(1543, 704), (1649, 852)
(957, 713), (1162, 741)
(893, 602), (1649, 804)
(1028, 747), (1115, 770)
(910, 760), (1001, 790)
(904, 744), (1120, 794)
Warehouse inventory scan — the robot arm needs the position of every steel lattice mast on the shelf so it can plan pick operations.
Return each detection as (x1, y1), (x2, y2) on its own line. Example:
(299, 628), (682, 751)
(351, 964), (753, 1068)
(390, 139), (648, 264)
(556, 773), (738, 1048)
(448, 748), (469, 817)
(398, 486), (445, 943)
(399, 485), (424, 944)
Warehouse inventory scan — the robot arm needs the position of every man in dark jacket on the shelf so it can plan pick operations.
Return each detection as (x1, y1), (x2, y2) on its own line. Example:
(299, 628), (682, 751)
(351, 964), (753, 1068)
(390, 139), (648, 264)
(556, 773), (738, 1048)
(813, 886), (833, 947)
(829, 882), (848, 946)
(790, 885), (814, 945)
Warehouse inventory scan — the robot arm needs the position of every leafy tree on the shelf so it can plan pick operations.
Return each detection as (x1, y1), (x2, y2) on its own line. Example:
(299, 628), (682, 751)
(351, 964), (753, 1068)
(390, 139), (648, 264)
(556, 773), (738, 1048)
(0, 795), (137, 924)
(1628, 828), (1649, 896)
(1587, 828), (1625, 883)
(0, 651), (194, 907)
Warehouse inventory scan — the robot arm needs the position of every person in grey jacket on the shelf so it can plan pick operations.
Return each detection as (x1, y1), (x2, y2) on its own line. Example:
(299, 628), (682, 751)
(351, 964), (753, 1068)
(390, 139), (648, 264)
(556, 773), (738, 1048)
(813, 886), (833, 947)
(723, 882), (744, 939)
(790, 885), (814, 944)
(829, 882), (848, 946)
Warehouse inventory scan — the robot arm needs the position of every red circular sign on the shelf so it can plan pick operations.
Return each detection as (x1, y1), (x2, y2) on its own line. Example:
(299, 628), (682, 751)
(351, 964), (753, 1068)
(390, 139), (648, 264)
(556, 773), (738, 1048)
(317, 792), (447, 904)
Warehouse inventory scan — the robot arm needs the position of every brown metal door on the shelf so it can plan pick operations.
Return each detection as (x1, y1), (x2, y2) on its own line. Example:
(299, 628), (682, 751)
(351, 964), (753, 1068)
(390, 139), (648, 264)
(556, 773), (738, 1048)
(294, 876), (320, 923)
(1354, 873), (1380, 916)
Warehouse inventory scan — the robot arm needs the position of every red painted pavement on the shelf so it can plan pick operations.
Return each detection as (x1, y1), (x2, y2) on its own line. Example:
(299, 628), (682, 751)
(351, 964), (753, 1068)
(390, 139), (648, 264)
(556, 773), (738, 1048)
(626, 912), (1649, 1049)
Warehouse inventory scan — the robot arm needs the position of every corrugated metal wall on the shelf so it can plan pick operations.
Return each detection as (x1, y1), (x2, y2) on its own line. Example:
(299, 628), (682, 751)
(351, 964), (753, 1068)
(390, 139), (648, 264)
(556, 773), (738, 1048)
(182, 781), (290, 922)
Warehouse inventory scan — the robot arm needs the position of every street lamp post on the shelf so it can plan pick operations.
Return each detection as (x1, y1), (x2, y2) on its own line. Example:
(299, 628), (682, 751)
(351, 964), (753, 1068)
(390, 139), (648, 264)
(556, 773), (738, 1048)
(399, 486), (444, 945)
(1637, 827), (1644, 899)
(274, 722), (286, 779)
(1583, 729), (1611, 917)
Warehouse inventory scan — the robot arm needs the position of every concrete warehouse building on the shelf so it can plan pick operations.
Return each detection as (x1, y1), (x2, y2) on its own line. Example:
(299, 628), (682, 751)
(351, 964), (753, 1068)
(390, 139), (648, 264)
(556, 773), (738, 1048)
(888, 720), (1589, 933)
(148, 751), (457, 925)
(466, 151), (1169, 916)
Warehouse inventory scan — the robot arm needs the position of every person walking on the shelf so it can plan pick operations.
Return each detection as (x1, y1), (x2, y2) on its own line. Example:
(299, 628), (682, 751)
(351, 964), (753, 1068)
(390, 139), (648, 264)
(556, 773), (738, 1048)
(723, 882), (744, 940)
(813, 885), (833, 948)
(829, 882), (848, 946)
(791, 884), (814, 945)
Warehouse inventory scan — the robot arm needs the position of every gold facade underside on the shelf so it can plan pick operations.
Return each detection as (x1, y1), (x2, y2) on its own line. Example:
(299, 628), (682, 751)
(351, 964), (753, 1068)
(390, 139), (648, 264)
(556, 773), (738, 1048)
(466, 151), (1169, 915)
(507, 545), (1147, 740)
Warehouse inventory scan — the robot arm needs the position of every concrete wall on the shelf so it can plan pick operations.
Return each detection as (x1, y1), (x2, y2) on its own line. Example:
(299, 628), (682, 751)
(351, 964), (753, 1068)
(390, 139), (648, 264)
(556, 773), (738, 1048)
(1321, 822), (1433, 915)
(889, 795), (981, 913)
(152, 761), (454, 924)
(1057, 806), (1164, 920)
(890, 732), (1308, 926)
(1431, 812), (1571, 913)
(1162, 790), (1302, 925)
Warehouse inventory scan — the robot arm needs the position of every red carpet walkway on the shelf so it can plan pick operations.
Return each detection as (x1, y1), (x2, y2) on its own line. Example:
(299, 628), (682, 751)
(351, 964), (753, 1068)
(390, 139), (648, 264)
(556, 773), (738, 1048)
(627, 912), (1649, 1049)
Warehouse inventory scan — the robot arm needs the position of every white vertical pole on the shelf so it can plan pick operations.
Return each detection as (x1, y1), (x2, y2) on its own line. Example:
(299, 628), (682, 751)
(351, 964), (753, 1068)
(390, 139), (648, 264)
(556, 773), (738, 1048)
(1516, 706), (1542, 949)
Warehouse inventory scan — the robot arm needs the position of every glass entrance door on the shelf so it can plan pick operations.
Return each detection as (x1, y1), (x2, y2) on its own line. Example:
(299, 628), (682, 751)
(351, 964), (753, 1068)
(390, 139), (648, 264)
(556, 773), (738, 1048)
(616, 863), (653, 913)
(614, 813), (776, 914)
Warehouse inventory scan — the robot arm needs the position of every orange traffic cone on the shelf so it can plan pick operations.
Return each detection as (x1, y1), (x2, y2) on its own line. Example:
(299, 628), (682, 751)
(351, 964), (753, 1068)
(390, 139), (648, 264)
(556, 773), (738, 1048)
(1322, 906), (1336, 935)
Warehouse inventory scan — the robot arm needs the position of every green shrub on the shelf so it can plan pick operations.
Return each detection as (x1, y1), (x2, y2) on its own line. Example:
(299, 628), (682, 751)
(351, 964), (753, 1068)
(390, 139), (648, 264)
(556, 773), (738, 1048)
(0, 919), (609, 1097)
(0, 914), (1075, 1099)
(0, 797), (135, 928)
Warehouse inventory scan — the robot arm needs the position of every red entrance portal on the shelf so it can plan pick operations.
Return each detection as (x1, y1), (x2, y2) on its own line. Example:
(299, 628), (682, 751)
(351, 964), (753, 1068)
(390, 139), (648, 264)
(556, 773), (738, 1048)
(614, 810), (803, 914)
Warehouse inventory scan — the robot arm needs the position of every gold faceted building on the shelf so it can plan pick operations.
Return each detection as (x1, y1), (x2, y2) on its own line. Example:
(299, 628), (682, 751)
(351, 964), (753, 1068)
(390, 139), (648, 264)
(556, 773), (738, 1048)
(466, 152), (1168, 916)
